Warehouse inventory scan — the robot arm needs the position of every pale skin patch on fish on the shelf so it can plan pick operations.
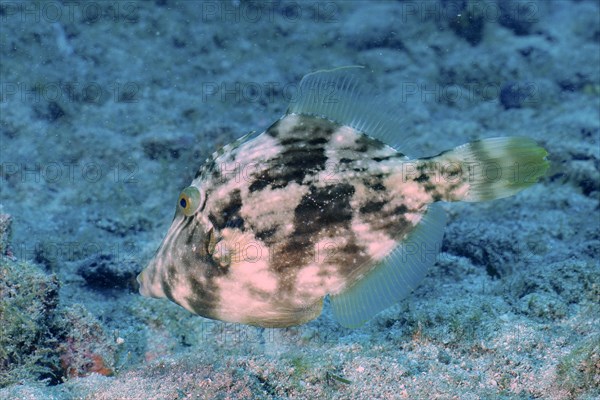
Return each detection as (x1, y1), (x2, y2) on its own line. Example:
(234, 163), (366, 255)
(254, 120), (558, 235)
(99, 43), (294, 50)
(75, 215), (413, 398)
(332, 125), (360, 148)
(240, 183), (308, 234)
(213, 277), (278, 324)
(216, 255), (278, 294)
(403, 212), (424, 225)
(209, 232), (284, 322)
(170, 278), (199, 314)
(230, 133), (284, 170)
(274, 113), (300, 134)
(350, 219), (397, 261)
(385, 174), (433, 208)
(294, 262), (346, 300)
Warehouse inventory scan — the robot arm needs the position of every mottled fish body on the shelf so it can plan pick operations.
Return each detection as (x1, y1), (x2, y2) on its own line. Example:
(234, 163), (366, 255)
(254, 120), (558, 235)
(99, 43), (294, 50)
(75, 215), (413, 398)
(138, 67), (548, 328)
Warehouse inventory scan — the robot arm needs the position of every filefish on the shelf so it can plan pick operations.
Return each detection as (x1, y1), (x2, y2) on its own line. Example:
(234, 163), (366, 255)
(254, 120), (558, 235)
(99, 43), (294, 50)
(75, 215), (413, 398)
(137, 67), (548, 328)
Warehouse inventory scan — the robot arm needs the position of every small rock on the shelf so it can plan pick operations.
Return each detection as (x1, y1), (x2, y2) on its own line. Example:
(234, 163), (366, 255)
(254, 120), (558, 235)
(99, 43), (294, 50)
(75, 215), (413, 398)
(33, 100), (67, 122)
(91, 215), (153, 237)
(498, 0), (538, 36)
(56, 304), (116, 379)
(1, 257), (61, 385)
(437, 349), (452, 365)
(448, 3), (485, 46)
(499, 81), (532, 109)
(340, 4), (406, 50)
(0, 212), (13, 256)
(142, 135), (196, 161)
(519, 293), (568, 320)
(77, 253), (141, 291)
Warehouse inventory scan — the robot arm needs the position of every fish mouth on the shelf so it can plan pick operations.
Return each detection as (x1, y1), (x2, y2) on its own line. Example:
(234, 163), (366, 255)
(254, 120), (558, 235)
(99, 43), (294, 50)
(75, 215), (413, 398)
(137, 216), (183, 298)
(136, 250), (168, 299)
(137, 212), (210, 300)
(136, 263), (154, 298)
(136, 269), (149, 296)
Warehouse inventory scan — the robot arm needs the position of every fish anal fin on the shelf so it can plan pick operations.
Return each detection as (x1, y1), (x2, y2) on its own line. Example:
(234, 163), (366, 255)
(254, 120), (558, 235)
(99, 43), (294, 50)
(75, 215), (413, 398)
(330, 203), (446, 328)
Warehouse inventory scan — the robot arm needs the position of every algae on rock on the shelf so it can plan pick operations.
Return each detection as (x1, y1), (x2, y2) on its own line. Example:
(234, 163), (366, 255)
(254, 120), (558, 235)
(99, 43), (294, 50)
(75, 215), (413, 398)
(0, 212), (116, 387)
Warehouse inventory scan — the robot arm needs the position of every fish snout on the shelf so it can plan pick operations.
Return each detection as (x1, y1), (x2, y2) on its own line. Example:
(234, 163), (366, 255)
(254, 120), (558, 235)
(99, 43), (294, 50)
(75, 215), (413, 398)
(136, 270), (149, 296)
(136, 256), (166, 299)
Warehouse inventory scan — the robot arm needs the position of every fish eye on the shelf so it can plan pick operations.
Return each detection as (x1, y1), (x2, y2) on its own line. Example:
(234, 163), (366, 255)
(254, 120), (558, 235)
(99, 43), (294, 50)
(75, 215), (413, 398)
(178, 186), (202, 216)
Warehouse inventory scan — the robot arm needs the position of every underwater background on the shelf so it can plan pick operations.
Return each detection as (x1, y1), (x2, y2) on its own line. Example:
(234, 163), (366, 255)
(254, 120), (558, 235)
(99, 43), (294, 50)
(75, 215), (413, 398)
(1, 0), (599, 399)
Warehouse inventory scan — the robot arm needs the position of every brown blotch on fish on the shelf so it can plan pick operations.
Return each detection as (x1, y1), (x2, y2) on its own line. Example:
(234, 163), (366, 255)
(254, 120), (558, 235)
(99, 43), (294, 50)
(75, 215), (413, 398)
(209, 189), (244, 230)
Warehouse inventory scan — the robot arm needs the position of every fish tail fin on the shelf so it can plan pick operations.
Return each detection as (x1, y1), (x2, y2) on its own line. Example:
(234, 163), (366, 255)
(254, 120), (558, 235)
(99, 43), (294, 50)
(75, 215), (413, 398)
(418, 137), (549, 202)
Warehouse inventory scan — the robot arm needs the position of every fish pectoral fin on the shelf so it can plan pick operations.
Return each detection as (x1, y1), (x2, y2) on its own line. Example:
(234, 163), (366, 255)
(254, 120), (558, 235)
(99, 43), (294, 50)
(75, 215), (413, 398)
(330, 203), (447, 328)
(206, 228), (231, 269)
(206, 227), (219, 255)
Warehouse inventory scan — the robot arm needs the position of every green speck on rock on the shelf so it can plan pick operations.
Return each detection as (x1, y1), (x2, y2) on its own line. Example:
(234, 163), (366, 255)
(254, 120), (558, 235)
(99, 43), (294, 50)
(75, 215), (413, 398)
(556, 334), (600, 396)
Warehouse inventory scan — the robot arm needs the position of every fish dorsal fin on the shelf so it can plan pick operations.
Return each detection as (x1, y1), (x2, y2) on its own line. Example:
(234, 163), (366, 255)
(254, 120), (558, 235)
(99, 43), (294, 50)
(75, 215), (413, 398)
(287, 66), (414, 154)
(196, 130), (258, 181)
(330, 203), (447, 328)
